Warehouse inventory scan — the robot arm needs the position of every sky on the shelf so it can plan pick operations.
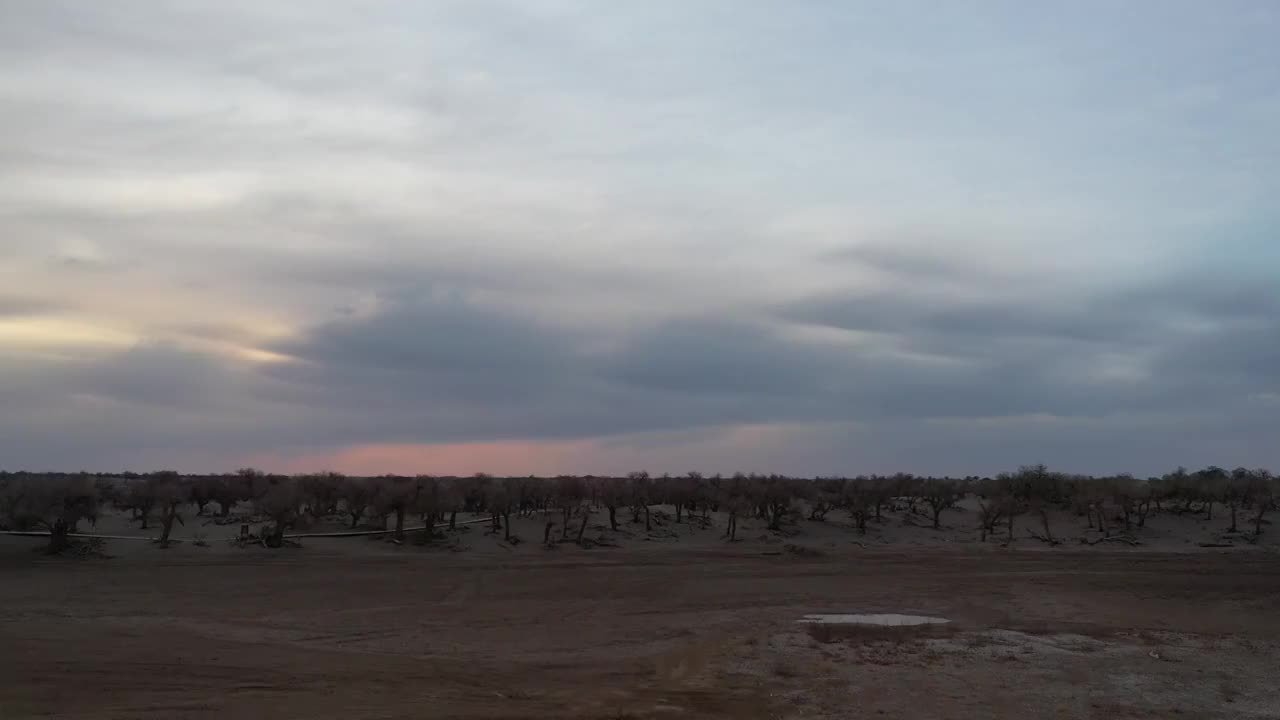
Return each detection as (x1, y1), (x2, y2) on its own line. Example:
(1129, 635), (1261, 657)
(1, 1), (1277, 476)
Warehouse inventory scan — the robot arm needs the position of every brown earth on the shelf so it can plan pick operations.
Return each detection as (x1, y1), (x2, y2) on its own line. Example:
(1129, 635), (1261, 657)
(2, 510), (1279, 719)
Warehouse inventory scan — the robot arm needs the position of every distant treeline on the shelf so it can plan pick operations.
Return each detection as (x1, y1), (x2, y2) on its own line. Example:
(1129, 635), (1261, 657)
(2, 466), (1275, 552)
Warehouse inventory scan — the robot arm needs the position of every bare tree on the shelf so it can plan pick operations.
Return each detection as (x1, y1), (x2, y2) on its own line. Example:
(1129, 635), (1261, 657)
(1247, 469), (1275, 538)
(921, 478), (962, 530)
(413, 475), (441, 543)
(438, 478), (465, 531)
(808, 478), (842, 522)
(975, 476), (1020, 542)
(1196, 466), (1227, 521)
(842, 478), (875, 535)
(120, 479), (158, 530)
(252, 475), (303, 547)
(149, 471), (189, 547)
(372, 476), (417, 543)
(596, 478), (626, 531)
(718, 474), (750, 541)
(1112, 475), (1155, 532)
(189, 475), (219, 516)
(213, 469), (259, 517)
(674, 472), (702, 523)
(627, 471), (652, 532)
(1223, 468), (1255, 534)
(485, 477), (521, 543)
(0, 474), (99, 553)
(340, 477), (376, 529)
(301, 472), (344, 518)
(555, 476), (587, 541)
(1019, 464), (1063, 544)
(755, 475), (797, 532)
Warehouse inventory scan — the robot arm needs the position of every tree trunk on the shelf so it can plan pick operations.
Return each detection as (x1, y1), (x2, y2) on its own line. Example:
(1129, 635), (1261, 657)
(576, 513), (589, 544)
(561, 507), (572, 540)
(1253, 505), (1267, 536)
(1039, 509), (1053, 543)
(220, 501), (233, 517)
(644, 505), (651, 532)
(159, 504), (179, 546)
(607, 506), (618, 531)
(503, 512), (512, 541)
(266, 520), (285, 548)
(727, 513), (737, 541)
(449, 510), (457, 531)
(543, 521), (554, 545)
(394, 508), (405, 542)
(675, 503), (683, 523)
(932, 506), (942, 530)
(46, 519), (71, 554)
(1229, 503), (1239, 533)
(1006, 508), (1015, 542)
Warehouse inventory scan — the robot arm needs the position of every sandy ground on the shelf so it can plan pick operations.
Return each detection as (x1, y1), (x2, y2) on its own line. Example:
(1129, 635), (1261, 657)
(2, 505), (1279, 719)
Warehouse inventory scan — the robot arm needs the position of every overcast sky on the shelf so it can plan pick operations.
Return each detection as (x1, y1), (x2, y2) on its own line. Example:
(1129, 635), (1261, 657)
(1, 1), (1277, 476)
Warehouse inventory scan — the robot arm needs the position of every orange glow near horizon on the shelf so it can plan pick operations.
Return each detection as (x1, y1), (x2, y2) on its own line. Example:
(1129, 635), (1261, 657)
(244, 439), (594, 477)
(237, 423), (805, 477)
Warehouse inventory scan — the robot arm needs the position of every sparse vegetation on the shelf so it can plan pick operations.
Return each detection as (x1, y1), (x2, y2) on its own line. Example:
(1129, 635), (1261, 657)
(3, 464), (1278, 555)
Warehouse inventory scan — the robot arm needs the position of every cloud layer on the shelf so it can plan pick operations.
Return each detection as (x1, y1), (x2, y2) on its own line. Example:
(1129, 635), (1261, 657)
(1, 1), (1277, 474)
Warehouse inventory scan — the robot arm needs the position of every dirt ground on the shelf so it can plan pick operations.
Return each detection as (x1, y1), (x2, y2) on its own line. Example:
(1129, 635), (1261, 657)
(2, 509), (1279, 719)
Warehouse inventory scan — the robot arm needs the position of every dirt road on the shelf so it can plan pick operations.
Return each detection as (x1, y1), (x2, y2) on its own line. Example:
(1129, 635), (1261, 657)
(2, 543), (1278, 719)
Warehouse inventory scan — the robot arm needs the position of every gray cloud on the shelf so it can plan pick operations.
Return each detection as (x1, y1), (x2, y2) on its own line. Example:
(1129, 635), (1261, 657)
(1, 260), (1277, 473)
(1, 1), (1278, 474)
(0, 294), (62, 317)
